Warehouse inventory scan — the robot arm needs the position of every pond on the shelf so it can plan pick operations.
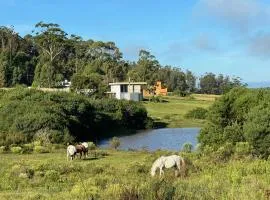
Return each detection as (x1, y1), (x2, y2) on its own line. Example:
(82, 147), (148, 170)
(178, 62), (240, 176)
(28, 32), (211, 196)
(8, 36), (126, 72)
(98, 128), (200, 151)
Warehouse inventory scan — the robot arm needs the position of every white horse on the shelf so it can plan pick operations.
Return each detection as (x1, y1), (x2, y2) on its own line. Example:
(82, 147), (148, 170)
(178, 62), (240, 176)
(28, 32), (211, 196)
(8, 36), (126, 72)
(81, 142), (89, 157)
(67, 145), (77, 161)
(150, 155), (185, 177)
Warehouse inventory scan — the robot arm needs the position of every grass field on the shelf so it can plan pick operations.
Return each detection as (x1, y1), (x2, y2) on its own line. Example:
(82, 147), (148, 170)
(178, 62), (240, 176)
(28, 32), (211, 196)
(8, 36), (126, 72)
(0, 149), (269, 200)
(144, 94), (218, 128)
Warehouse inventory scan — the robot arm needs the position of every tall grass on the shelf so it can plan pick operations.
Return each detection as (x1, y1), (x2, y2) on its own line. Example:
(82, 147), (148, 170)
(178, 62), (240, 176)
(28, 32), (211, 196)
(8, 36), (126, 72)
(0, 149), (269, 200)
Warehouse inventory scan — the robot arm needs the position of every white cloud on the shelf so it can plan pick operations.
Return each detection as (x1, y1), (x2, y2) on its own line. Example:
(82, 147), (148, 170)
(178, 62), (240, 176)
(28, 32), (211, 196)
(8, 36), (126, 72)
(248, 32), (270, 58)
(192, 34), (220, 53)
(194, 0), (270, 32)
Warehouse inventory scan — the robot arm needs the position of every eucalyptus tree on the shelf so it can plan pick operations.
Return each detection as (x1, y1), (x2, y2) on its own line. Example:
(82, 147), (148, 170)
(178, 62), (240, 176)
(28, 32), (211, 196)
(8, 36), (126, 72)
(186, 70), (196, 93)
(128, 50), (160, 85)
(33, 22), (68, 87)
(0, 26), (36, 87)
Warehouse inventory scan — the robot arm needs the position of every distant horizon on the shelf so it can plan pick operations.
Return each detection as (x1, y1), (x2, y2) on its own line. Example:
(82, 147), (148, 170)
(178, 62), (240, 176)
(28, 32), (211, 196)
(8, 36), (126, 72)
(247, 81), (270, 88)
(1, 0), (270, 83)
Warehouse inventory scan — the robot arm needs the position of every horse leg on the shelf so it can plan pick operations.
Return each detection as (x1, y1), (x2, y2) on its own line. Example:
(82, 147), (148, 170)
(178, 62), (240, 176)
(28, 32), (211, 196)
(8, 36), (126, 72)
(159, 168), (164, 176)
(176, 160), (181, 177)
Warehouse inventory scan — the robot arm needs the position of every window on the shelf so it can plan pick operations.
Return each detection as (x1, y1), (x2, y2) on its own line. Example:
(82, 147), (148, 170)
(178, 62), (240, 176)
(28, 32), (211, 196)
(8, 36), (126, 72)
(120, 85), (128, 93)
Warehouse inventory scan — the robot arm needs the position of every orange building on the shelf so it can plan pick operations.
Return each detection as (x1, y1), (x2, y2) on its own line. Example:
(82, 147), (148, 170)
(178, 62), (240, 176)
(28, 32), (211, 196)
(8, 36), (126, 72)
(155, 81), (168, 96)
(143, 81), (168, 97)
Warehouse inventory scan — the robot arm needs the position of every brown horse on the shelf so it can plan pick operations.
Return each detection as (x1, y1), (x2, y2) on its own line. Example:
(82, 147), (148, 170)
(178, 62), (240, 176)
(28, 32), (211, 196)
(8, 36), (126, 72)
(75, 144), (87, 159)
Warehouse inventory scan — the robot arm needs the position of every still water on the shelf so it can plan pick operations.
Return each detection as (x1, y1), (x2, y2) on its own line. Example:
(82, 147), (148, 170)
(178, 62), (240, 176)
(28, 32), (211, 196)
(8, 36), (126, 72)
(98, 128), (200, 151)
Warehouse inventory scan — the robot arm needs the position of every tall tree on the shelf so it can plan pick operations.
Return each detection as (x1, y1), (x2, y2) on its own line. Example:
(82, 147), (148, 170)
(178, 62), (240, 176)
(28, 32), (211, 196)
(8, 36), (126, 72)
(128, 50), (160, 85)
(33, 22), (67, 87)
(186, 70), (196, 93)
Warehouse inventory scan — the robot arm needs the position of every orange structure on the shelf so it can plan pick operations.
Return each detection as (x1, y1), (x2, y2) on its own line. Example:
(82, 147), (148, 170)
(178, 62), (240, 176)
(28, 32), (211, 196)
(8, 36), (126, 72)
(143, 81), (168, 97)
(155, 81), (168, 96)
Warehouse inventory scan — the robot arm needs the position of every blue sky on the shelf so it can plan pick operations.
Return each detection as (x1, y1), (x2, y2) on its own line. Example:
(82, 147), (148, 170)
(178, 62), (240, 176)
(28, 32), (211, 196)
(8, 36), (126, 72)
(1, 0), (270, 83)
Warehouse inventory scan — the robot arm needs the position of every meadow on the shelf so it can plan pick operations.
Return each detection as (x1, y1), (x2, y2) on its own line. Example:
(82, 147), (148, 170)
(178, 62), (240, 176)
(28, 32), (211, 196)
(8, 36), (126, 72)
(144, 94), (218, 128)
(0, 149), (269, 200)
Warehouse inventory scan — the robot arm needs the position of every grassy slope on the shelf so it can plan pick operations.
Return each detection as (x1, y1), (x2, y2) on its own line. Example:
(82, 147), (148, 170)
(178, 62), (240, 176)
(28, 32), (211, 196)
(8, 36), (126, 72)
(144, 94), (218, 128)
(0, 150), (269, 200)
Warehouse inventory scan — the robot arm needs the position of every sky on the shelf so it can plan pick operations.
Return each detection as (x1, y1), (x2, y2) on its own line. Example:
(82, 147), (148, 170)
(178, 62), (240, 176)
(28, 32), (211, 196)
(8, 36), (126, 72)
(1, 0), (270, 84)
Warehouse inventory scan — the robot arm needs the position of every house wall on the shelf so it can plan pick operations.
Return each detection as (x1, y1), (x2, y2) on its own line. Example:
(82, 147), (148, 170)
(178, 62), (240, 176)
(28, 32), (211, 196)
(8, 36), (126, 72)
(110, 85), (121, 99)
(127, 85), (141, 93)
(110, 84), (144, 101)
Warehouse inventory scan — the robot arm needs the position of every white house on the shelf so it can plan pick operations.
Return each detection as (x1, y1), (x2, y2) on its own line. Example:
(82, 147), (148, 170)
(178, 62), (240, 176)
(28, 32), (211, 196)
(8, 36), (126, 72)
(108, 82), (147, 101)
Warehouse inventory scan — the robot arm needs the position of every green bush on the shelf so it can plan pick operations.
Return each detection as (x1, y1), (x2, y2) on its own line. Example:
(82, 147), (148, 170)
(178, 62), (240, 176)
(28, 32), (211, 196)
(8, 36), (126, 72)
(109, 137), (120, 150)
(33, 146), (50, 153)
(44, 170), (60, 182)
(88, 142), (96, 150)
(235, 142), (251, 156)
(199, 88), (270, 158)
(0, 88), (149, 145)
(0, 146), (7, 153)
(149, 96), (163, 103)
(215, 143), (234, 161)
(10, 146), (22, 154)
(182, 143), (193, 153)
(185, 107), (208, 119)
(22, 143), (34, 153)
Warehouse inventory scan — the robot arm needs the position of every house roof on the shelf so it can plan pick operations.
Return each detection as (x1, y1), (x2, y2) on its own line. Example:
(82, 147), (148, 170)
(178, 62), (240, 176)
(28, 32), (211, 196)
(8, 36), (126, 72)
(109, 82), (147, 86)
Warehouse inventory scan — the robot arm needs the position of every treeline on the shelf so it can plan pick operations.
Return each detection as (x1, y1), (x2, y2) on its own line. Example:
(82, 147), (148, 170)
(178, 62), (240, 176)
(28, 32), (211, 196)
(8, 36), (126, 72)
(199, 87), (270, 158)
(0, 87), (150, 146)
(0, 22), (244, 96)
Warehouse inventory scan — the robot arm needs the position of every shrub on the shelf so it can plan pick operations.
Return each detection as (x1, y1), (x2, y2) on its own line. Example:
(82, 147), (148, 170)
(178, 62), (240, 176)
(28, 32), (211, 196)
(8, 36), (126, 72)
(44, 170), (60, 182)
(109, 137), (120, 150)
(235, 142), (251, 156)
(88, 142), (96, 150)
(149, 96), (163, 103)
(0, 146), (7, 153)
(33, 146), (50, 153)
(185, 107), (208, 119)
(215, 143), (234, 161)
(199, 88), (270, 158)
(0, 88), (148, 144)
(4, 132), (27, 146)
(10, 146), (22, 154)
(22, 143), (34, 153)
(33, 129), (51, 146)
(182, 143), (193, 153)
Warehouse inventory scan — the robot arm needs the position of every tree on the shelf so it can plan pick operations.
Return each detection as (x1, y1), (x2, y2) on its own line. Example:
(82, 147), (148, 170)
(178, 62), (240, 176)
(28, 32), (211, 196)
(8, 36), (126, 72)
(109, 137), (121, 149)
(33, 22), (68, 87)
(199, 73), (217, 94)
(186, 70), (196, 93)
(0, 27), (37, 87)
(129, 50), (160, 85)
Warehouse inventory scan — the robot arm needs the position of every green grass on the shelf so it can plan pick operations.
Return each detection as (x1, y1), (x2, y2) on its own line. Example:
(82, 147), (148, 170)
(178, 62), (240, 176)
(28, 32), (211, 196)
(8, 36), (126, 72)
(0, 149), (269, 200)
(144, 94), (218, 128)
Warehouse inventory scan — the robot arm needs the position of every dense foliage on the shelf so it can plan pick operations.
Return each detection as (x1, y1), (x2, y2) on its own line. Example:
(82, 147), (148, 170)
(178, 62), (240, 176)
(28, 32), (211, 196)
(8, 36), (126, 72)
(0, 23), (244, 95)
(199, 87), (270, 158)
(0, 87), (149, 146)
(185, 107), (208, 120)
